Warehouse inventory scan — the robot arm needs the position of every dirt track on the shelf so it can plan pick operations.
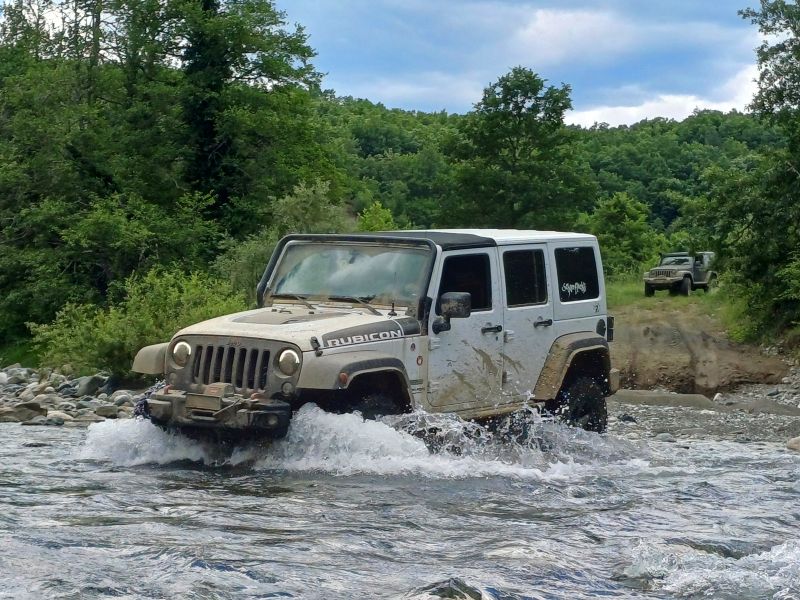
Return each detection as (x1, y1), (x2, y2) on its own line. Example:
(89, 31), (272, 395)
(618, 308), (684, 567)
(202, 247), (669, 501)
(610, 301), (788, 396)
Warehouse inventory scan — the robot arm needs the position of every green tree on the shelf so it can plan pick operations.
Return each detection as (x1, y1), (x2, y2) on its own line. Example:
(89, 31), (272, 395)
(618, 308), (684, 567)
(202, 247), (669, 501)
(357, 201), (396, 231)
(582, 192), (666, 275)
(446, 67), (596, 229)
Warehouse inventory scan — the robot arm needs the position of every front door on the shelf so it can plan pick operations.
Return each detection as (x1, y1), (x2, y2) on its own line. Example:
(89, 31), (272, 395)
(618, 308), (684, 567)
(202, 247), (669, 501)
(499, 244), (557, 401)
(427, 249), (504, 411)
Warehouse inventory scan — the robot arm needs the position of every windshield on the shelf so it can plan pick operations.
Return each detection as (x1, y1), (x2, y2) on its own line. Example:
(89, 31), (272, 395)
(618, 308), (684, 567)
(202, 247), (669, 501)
(660, 256), (692, 266)
(269, 242), (432, 307)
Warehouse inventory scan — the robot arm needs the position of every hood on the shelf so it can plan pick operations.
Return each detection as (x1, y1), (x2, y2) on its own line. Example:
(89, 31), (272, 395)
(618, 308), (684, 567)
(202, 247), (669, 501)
(174, 304), (421, 351)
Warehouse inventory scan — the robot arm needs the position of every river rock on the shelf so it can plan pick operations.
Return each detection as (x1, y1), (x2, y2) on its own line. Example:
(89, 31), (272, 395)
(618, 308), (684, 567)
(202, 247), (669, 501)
(787, 437), (800, 452)
(22, 415), (64, 426)
(75, 375), (106, 397)
(0, 402), (47, 422)
(73, 413), (105, 423)
(767, 389), (780, 397)
(77, 399), (101, 410)
(47, 410), (74, 421)
(95, 405), (119, 418)
(0, 372), (7, 385)
(17, 387), (36, 402)
(6, 372), (28, 385)
(56, 401), (76, 412)
(655, 432), (677, 443)
(114, 394), (132, 407)
(32, 393), (60, 406)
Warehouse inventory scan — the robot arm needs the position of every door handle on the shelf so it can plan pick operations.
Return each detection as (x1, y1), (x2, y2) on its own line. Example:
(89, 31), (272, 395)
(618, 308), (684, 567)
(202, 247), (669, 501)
(481, 324), (503, 334)
(534, 318), (553, 328)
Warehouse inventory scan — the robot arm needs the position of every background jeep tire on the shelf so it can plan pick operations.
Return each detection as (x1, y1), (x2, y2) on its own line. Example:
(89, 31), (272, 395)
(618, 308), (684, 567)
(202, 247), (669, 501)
(556, 377), (608, 433)
(680, 277), (692, 296)
(644, 283), (655, 297)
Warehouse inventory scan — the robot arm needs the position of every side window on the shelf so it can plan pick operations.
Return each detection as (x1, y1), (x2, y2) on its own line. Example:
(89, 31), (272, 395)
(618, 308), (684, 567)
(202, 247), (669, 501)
(438, 254), (491, 312)
(554, 247), (599, 302)
(503, 249), (547, 306)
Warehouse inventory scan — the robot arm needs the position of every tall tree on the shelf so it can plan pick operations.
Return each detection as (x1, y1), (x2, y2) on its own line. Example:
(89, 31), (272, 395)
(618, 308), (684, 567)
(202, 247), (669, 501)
(445, 67), (595, 229)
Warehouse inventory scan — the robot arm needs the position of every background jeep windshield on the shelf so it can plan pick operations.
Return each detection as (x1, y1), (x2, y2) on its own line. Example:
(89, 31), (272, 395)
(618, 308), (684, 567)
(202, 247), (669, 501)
(660, 256), (692, 266)
(271, 243), (431, 305)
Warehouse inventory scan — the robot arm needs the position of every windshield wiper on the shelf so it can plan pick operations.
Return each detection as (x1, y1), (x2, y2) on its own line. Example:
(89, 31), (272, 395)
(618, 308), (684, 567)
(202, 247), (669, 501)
(325, 295), (382, 316)
(269, 293), (316, 310)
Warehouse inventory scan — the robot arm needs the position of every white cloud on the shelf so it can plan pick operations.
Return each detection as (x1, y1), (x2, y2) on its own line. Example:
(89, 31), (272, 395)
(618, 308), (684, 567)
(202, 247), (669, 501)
(331, 71), (485, 111)
(566, 64), (758, 126)
(502, 9), (639, 67)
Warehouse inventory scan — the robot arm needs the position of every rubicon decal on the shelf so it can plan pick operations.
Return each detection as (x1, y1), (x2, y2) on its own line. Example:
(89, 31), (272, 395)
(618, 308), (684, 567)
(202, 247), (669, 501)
(322, 319), (420, 348)
(326, 330), (403, 347)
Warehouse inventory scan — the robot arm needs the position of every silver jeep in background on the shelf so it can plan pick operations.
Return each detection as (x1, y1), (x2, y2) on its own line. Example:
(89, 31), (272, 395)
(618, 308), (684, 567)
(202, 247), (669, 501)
(644, 251), (717, 296)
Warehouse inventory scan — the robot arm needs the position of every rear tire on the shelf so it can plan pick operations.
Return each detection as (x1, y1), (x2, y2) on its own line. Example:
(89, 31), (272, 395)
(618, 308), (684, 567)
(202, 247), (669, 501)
(554, 377), (608, 433)
(704, 275), (718, 293)
(644, 283), (655, 297)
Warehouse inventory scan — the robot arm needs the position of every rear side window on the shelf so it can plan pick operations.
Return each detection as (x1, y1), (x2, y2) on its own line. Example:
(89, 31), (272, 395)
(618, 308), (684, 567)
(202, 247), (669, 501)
(438, 254), (492, 312)
(554, 247), (599, 302)
(503, 250), (547, 306)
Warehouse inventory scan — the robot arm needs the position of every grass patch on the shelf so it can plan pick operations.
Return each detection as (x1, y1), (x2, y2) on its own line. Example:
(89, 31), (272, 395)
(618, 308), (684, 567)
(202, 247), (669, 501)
(0, 338), (39, 368)
(606, 276), (646, 309)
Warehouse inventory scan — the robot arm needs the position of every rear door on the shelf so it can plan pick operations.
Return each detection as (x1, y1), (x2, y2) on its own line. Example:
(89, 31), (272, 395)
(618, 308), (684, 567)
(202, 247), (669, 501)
(427, 249), (504, 411)
(549, 242), (606, 335)
(499, 244), (557, 399)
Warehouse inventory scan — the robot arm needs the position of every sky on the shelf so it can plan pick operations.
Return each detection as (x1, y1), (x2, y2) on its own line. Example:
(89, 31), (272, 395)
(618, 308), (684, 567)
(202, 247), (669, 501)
(275, 0), (762, 127)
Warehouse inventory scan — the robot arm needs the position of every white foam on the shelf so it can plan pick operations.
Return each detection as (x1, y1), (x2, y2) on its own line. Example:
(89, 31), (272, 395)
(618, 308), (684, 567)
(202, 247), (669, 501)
(78, 405), (642, 480)
(256, 405), (593, 480)
(79, 418), (213, 466)
(625, 539), (800, 599)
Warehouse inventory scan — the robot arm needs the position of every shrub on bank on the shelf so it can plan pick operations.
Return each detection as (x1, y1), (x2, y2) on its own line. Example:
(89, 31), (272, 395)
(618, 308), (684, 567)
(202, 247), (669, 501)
(30, 267), (248, 377)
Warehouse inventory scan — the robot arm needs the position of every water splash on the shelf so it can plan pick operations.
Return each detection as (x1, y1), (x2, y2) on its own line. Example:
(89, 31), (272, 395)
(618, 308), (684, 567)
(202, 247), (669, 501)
(79, 405), (644, 480)
(623, 539), (800, 599)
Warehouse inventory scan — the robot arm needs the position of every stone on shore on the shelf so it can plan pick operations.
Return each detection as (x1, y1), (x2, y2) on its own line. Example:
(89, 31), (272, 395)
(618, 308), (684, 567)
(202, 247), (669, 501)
(0, 402), (47, 423)
(787, 437), (800, 452)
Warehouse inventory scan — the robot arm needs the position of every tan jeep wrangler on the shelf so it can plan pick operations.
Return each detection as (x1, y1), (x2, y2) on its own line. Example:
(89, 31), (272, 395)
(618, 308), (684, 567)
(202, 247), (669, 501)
(132, 230), (619, 440)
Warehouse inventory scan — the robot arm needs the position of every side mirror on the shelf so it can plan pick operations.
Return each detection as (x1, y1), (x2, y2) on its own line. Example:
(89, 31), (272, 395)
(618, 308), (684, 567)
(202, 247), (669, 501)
(432, 292), (472, 334)
(440, 292), (471, 319)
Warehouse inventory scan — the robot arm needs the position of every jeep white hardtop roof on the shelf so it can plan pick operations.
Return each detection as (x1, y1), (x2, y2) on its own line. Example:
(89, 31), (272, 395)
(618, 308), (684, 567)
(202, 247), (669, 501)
(342, 229), (596, 250)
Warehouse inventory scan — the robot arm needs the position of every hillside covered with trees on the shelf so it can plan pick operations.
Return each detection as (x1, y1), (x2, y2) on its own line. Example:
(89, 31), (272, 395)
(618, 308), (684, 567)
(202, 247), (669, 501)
(1, 0), (798, 373)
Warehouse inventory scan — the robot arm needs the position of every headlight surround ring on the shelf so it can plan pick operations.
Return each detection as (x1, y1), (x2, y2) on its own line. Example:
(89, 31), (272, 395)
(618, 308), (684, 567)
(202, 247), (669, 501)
(172, 341), (192, 368)
(277, 348), (301, 376)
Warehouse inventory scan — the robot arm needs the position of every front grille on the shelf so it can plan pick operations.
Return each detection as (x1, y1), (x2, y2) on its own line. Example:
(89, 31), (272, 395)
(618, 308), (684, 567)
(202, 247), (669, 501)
(191, 345), (270, 394)
(650, 269), (675, 277)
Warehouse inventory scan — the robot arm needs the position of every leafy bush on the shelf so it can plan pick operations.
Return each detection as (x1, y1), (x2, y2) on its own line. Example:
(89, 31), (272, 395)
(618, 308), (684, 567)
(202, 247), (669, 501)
(213, 180), (353, 300)
(582, 192), (668, 276)
(213, 228), (281, 305)
(357, 201), (397, 231)
(30, 267), (248, 377)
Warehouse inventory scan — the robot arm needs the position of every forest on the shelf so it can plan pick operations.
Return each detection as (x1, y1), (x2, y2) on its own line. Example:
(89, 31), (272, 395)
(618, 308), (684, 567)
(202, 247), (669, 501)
(1, 0), (799, 374)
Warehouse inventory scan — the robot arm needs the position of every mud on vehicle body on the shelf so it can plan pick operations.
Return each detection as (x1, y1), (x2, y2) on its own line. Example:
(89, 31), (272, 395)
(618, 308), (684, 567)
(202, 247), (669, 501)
(643, 251), (717, 297)
(132, 230), (619, 440)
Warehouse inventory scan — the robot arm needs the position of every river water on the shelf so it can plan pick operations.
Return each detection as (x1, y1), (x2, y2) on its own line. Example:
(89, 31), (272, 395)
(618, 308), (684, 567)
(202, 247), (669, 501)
(1, 399), (799, 599)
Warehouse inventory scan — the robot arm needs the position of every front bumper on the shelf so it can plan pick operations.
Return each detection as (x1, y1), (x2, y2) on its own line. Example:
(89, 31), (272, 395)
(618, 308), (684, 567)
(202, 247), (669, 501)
(644, 276), (682, 289)
(142, 388), (292, 440)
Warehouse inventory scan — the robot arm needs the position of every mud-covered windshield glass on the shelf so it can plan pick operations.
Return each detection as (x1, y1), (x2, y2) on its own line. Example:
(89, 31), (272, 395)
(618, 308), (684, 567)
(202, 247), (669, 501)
(660, 256), (692, 266)
(270, 242), (432, 306)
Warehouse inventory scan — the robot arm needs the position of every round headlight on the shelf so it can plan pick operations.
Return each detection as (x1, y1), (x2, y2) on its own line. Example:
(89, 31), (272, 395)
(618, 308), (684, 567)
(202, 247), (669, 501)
(172, 341), (192, 367)
(277, 349), (300, 376)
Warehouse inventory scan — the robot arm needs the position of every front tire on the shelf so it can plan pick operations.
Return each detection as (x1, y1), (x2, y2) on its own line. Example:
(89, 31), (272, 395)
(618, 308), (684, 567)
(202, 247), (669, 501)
(554, 377), (608, 433)
(644, 283), (655, 297)
(353, 392), (400, 419)
(680, 277), (692, 296)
